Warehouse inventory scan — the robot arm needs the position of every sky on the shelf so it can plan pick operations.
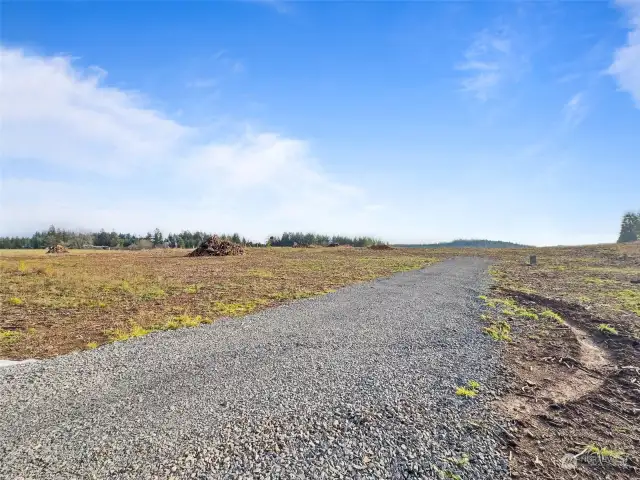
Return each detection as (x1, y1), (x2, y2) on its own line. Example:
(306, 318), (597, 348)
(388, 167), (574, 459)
(0, 0), (639, 246)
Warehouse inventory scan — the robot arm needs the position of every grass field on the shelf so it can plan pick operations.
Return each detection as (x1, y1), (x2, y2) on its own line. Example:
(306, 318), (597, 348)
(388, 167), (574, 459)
(0, 247), (438, 359)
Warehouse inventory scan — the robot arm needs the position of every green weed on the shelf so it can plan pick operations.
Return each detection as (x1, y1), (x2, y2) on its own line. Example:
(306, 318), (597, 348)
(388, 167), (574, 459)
(105, 323), (153, 342)
(446, 454), (470, 468)
(8, 297), (23, 305)
(540, 309), (564, 324)
(86, 342), (98, 349)
(586, 444), (625, 459)
(484, 321), (511, 341)
(456, 381), (480, 398)
(597, 323), (619, 335)
(0, 329), (22, 344)
(611, 289), (640, 316)
(184, 284), (201, 294)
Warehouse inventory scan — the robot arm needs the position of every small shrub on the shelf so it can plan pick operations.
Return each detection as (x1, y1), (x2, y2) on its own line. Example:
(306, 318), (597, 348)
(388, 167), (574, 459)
(597, 323), (618, 335)
(8, 297), (23, 306)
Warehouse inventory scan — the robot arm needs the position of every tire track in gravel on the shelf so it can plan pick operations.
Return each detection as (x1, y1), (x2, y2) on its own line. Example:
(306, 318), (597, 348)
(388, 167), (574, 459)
(0, 257), (508, 479)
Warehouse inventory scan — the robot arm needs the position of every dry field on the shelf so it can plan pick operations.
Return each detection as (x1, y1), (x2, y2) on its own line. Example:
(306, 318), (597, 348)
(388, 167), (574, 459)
(0, 247), (437, 359)
(478, 242), (640, 480)
(1, 242), (639, 478)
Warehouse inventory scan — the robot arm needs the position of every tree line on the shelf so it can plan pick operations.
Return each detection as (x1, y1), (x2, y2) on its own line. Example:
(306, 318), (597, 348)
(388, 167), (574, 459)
(267, 232), (382, 247)
(0, 226), (384, 249)
(617, 211), (640, 243)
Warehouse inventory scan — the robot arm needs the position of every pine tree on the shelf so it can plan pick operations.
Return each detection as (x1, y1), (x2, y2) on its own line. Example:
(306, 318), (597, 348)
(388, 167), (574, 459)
(617, 212), (639, 243)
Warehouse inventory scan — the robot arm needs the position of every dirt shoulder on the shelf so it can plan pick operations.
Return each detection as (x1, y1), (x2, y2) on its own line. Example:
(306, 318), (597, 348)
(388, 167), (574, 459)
(485, 243), (640, 479)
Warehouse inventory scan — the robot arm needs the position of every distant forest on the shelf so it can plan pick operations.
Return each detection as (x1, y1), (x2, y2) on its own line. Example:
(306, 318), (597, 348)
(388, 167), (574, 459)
(617, 211), (640, 243)
(0, 226), (383, 249)
(394, 239), (530, 249)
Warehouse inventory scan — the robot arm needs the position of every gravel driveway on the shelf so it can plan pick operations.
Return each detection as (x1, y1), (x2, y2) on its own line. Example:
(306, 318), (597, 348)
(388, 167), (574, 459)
(0, 257), (508, 479)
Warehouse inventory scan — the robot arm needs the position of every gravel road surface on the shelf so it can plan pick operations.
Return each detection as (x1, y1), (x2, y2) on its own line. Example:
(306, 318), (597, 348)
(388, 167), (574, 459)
(0, 257), (508, 479)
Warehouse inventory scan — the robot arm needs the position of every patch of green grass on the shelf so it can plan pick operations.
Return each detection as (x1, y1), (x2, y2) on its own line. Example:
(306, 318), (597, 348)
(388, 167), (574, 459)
(501, 304), (539, 320)
(119, 280), (133, 293)
(248, 268), (275, 278)
(597, 323), (619, 335)
(161, 314), (212, 330)
(446, 454), (470, 468)
(484, 320), (511, 341)
(540, 309), (564, 324)
(86, 341), (98, 349)
(105, 323), (153, 342)
(139, 287), (166, 300)
(183, 284), (201, 294)
(586, 444), (625, 459)
(549, 265), (566, 271)
(0, 329), (22, 344)
(434, 466), (462, 480)
(610, 289), (640, 316)
(467, 380), (480, 390)
(456, 386), (477, 398)
(8, 296), (23, 305)
(585, 276), (619, 286)
(212, 300), (268, 317)
(456, 381), (480, 398)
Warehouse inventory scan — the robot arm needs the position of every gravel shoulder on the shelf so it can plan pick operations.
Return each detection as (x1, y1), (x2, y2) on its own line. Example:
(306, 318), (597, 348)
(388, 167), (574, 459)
(0, 257), (508, 479)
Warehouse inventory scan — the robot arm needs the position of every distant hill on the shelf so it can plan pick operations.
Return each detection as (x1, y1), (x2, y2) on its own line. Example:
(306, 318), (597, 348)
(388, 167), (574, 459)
(393, 239), (531, 249)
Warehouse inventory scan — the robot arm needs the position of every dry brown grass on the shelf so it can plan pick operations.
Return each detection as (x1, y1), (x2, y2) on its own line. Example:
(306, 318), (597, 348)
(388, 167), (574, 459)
(0, 247), (438, 359)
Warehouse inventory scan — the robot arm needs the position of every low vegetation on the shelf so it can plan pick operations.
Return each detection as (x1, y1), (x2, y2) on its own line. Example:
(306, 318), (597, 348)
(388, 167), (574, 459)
(455, 380), (481, 398)
(0, 247), (437, 358)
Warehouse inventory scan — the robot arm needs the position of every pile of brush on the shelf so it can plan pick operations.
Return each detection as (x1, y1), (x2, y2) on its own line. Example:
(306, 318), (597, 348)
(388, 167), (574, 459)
(46, 244), (69, 254)
(187, 235), (245, 257)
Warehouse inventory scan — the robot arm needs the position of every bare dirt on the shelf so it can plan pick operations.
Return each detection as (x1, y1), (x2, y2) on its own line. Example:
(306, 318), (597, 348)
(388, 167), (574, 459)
(494, 289), (639, 479)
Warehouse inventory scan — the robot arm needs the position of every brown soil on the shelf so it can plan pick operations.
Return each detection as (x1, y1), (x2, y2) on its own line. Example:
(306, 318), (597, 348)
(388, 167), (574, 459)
(494, 289), (639, 479)
(187, 235), (244, 257)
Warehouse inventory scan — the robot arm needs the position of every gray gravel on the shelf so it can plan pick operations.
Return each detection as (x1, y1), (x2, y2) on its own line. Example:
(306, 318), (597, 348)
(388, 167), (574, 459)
(0, 257), (508, 479)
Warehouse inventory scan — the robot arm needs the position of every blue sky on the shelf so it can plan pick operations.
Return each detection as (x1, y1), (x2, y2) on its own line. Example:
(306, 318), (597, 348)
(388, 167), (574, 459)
(1, 0), (638, 245)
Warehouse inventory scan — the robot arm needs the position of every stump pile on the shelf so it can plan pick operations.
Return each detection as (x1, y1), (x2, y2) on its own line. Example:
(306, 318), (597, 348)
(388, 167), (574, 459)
(187, 235), (245, 257)
(46, 245), (69, 254)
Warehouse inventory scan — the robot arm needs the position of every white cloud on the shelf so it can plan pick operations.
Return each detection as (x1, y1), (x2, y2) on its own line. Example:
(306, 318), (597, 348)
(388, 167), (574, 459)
(563, 92), (587, 126)
(0, 47), (376, 239)
(0, 48), (190, 175)
(609, 0), (640, 107)
(457, 29), (514, 101)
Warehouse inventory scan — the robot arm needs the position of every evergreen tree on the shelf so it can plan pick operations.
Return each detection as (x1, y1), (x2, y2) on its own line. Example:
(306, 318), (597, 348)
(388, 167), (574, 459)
(618, 212), (639, 243)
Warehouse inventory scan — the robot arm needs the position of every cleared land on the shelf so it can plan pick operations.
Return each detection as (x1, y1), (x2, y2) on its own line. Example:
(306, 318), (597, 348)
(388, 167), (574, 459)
(0, 247), (438, 359)
(1, 242), (639, 479)
(0, 258), (507, 479)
